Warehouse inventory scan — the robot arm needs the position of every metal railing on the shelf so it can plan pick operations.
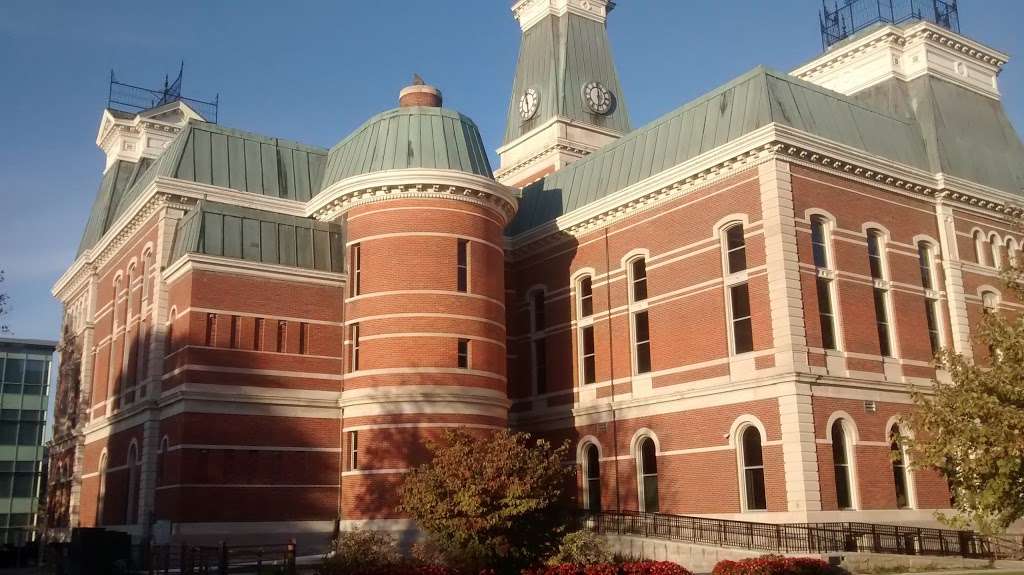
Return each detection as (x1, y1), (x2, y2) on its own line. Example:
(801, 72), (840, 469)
(576, 510), (991, 559)
(820, 0), (959, 50)
(143, 541), (297, 574)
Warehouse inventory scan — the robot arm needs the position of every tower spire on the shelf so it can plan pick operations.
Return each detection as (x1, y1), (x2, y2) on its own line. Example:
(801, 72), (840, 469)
(497, 0), (630, 187)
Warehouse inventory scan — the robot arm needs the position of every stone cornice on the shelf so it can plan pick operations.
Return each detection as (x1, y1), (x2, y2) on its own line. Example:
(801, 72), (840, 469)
(309, 169), (520, 224)
(494, 139), (595, 184)
(907, 22), (1008, 68)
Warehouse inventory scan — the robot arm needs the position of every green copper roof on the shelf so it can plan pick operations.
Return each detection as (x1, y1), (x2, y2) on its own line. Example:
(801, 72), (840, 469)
(508, 66), (930, 236)
(171, 201), (344, 272)
(503, 13), (631, 144)
(320, 107), (493, 190)
(77, 121), (328, 254)
(853, 75), (1024, 194)
(77, 158), (153, 256)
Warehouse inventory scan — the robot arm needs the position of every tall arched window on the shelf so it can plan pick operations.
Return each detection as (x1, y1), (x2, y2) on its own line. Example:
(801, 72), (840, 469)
(142, 250), (153, 300)
(867, 229), (893, 357)
(990, 233), (1003, 268)
(810, 216), (837, 350)
(96, 453), (108, 526)
(157, 436), (169, 485)
(740, 426), (767, 511)
(831, 419), (854, 510)
(577, 275), (596, 385)
(637, 437), (659, 513)
(982, 291), (998, 314)
(627, 257), (651, 374)
(723, 222), (753, 354)
(918, 242), (941, 355)
(126, 443), (140, 524)
(890, 424), (911, 509)
(583, 443), (601, 512)
(973, 230), (987, 266)
(1005, 238), (1019, 267)
(723, 223), (747, 275)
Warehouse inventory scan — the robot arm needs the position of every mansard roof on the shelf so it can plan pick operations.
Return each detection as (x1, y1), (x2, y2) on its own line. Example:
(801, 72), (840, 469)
(170, 201), (344, 273)
(853, 74), (1024, 194)
(507, 66), (935, 236)
(320, 106), (493, 191)
(77, 121), (328, 255)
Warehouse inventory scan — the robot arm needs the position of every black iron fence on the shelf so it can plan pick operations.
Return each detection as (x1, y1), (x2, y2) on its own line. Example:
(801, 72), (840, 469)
(47, 537), (297, 575)
(576, 510), (991, 559)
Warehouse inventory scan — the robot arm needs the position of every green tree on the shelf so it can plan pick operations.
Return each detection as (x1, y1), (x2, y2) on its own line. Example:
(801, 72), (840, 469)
(399, 428), (572, 572)
(907, 264), (1024, 534)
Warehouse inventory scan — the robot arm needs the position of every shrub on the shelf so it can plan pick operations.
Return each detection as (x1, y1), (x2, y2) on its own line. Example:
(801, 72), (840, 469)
(318, 529), (401, 574)
(399, 429), (573, 572)
(547, 531), (613, 565)
(712, 555), (839, 575)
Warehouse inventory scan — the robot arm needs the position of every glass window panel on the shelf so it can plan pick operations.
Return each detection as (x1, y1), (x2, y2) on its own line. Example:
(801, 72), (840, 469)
(22, 361), (45, 386)
(579, 277), (594, 318)
(745, 468), (767, 510)
(631, 259), (648, 302)
(640, 438), (657, 475)
(742, 427), (764, 467)
(12, 474), (32, 498)
(924, 300), (941, 354)
(3, 359), (24, 384)
(873, 289), (891, 357)
(643, 476), (659, 513)
(816, 278), (837, 350)
(918, 243), (934, 290)
(867, 231), (883, 279)
(726, 224), (747, 274)
(532, 291), (546, 331)
(17, 423), (39, 446)
(811, 217), (829, 268)
(533, 339), (547, 395)
(0, 423), (17, 445)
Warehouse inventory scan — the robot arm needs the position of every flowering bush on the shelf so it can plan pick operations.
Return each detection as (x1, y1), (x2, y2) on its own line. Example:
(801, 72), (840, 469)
(524, 561), (692, 575)
(712, 555), (839, 575)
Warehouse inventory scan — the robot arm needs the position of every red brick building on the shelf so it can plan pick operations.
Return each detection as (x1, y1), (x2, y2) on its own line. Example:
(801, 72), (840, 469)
(47, 0), (1024, 547)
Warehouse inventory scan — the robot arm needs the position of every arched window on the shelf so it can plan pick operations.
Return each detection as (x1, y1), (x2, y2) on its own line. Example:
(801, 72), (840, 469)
(637, 437), (659, 513)
(96, 453), (108, 526)
(142, 250), (153, 300)
(577, 275), (596, 385)
(890, 425), (911, 509)
(157, 436), (169, 485)
(723, 223), (747, 275)
(627, 257), (651, 374)
(740, 426), (767, 511)
(867, 230), (893, 357)
(990, 233), (1003, 268)
(578, 276), (594, 318)
(982, 291), (998, 314)
(113, 276), (124, 329)
(1005, 238), (1019, 267)
(126, 443), (140, 525)
(973, 231), (986, 266)
(810, 216), (837, 350)
(166, 307), (177, 353)
(831, 419), (854, 510)
(583, 443), (601, 512)
(723, 222), (753, 355)
(918, 242), (941, 355)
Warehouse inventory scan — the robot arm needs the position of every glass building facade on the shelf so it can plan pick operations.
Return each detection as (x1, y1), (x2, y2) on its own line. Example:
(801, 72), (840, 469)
(0, 338), (54, 546)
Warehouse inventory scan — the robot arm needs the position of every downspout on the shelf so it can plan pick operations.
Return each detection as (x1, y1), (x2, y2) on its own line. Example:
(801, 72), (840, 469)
(603, 228), (622, 512)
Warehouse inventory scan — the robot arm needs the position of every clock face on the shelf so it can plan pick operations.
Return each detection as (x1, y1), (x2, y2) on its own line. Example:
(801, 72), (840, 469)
(582, 81), (613, 115)
(519, 88), (540, 121)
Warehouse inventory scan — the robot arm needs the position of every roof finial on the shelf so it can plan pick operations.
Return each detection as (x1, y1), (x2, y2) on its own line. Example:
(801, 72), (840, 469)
(412, 73), (425, 86)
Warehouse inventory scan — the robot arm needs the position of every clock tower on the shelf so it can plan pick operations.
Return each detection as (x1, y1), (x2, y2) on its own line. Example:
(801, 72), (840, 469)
(497, 0), (631, 187)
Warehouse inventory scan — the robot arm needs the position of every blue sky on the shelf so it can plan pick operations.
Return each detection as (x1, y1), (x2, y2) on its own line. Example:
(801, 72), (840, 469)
(1, 0), (1023, 341)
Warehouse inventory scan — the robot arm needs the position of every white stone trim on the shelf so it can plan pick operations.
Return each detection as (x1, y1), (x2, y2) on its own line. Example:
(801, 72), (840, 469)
(163, 253), (346, 287)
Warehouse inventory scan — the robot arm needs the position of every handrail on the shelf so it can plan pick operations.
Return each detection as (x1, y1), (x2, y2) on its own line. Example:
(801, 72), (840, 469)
(575, 510), (991, 559)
